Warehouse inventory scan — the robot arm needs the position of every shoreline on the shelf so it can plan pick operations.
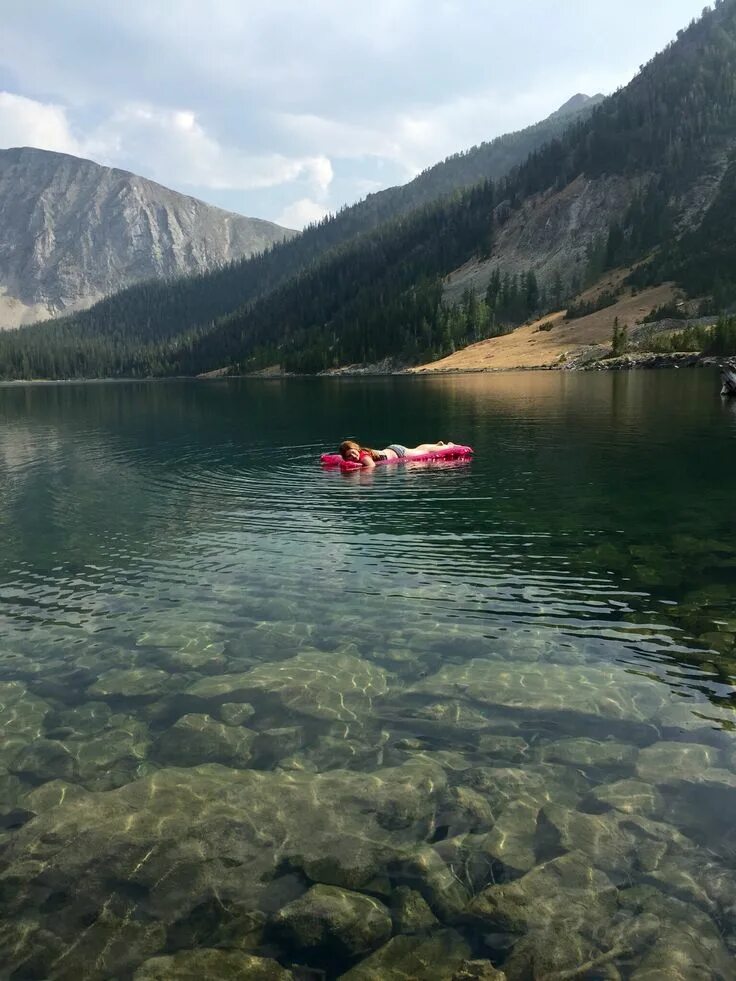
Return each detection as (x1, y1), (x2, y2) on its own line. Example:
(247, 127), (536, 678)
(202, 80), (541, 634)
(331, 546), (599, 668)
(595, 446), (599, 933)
(0, 353), (728, 386)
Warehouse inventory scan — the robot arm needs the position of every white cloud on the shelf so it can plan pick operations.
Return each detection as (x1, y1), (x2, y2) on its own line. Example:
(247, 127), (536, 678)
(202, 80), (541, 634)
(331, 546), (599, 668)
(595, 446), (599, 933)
(86, 103), (334, 194)
(0, 93), (333, 202)
(277, 197), (330, 229)
(0, 91), (80, 154)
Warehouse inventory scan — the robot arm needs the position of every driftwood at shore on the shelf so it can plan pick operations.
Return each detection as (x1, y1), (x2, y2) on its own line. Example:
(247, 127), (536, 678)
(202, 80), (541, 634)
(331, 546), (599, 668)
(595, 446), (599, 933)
(721, 366), (736, 397)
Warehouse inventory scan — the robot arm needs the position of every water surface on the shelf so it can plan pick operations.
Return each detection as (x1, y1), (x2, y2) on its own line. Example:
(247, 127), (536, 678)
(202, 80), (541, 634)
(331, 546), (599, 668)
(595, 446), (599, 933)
(0, 373), (735, 979)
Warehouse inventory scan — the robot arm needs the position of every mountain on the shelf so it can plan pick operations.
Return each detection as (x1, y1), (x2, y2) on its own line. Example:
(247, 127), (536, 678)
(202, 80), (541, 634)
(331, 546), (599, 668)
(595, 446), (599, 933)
(0, 147), (294, 328)
(0, 94), (601, 373)
(166, 0), (736, 374)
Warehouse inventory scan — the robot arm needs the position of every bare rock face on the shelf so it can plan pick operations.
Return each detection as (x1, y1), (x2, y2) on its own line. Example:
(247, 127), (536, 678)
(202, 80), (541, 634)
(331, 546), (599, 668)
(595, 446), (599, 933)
(0, 146), (295, 327)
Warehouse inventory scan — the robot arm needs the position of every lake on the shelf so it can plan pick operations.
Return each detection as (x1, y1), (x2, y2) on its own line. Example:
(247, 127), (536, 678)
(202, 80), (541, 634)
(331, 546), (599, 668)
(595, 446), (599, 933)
(0, 371), (735, 980)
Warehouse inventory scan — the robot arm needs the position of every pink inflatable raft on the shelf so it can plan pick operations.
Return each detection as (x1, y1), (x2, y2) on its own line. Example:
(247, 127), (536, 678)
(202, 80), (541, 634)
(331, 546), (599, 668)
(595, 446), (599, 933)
(321, 444), (473, 471)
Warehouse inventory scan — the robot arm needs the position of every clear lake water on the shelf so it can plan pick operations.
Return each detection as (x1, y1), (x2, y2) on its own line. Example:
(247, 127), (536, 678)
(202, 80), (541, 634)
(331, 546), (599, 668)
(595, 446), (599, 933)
(0, 371), (735, 979)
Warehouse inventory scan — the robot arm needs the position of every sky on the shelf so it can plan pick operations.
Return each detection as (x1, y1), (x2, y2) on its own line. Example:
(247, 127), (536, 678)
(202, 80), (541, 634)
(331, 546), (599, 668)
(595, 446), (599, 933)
(0, 1), (712, 229)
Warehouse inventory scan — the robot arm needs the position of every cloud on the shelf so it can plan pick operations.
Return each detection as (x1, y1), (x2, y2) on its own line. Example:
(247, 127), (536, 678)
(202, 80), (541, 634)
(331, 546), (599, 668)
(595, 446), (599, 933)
(277, 197), (330, 229)
(0, 91), (80, 155)
(0, 1), (711, 219)
(0, 93), (333, 201)
(86, 102), (334, 193)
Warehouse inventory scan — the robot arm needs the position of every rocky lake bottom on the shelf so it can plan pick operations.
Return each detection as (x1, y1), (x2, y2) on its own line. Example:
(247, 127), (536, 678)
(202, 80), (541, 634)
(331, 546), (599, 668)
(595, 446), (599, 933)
(0, 374), (734, 980)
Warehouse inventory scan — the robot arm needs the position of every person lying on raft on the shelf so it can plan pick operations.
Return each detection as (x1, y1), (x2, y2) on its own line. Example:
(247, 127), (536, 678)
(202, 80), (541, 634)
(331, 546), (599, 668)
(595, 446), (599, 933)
(339, 440), (455, 468)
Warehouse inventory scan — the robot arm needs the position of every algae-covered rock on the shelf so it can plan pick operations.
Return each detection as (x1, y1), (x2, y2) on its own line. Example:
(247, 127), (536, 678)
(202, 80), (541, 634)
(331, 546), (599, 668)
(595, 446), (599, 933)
(271, 884), (391, 959)
(254, 726), (304, 764)
(134, 949), (293, 980)
(409, 659), (723, 729)
(0, 759), (448, 975)
(0, 901), (166, 981)
(539, 737), (638, 768)
(218, 701), (256, 725)
(622, 887), (735, 981)
(480, 799), (539, 874)
(463, 763), (589, 814)
(87, 666), (172, 699)
(467, 851), (618, 935)
(586, 779), (664, 818)
(535, 804), (687, 879)
(636, 741), (735, 788)
(28, 705), (153, 789)
(66, 722), (152, 789)
(0, 681), (51, 767)
(452, 960), (506, 980)
(476, 735), (529, 764)
(391, 886), (439, 934)
(45, 701), (113, 737)
(23, 779), (89, 812)
(389, 845), (469, 922)
(340, 929), (472, 980)
(154, 713), (255, 767)
(186, 650), (388, 722)
(9, 737), (78, 782)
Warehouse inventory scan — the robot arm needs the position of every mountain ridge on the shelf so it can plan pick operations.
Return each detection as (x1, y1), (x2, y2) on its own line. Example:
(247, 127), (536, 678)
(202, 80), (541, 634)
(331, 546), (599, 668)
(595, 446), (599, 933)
(0, 146), (295, 328)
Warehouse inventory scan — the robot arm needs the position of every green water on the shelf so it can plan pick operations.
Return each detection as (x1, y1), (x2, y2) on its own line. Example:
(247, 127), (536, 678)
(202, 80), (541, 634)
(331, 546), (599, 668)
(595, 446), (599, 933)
(0, 372), (734, 980)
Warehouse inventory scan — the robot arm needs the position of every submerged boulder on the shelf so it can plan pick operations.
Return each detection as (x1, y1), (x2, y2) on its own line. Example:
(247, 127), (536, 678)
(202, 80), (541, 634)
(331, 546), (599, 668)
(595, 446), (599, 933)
(340, 929), (472, 980)
(186, 650), (389, 722)
(134, 949), (293, 980)
(87, 666), (172, 700)
(0, 759), (448, 978)
(154, 713), (255, 767)
(271, 884), (392, 959)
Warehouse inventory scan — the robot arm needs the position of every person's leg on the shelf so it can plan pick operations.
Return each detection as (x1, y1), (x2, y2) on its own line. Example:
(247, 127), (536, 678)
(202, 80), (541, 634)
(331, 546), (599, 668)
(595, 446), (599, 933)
(408, 442), (456, 455)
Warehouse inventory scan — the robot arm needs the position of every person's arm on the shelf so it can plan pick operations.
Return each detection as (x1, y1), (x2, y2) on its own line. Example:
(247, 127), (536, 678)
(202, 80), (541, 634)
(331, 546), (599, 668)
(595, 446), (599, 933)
(361, 455), (376, 468)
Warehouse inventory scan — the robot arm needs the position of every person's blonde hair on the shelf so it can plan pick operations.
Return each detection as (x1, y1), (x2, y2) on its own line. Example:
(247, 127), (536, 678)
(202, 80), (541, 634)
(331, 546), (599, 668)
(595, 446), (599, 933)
(339, 440), (382, 462)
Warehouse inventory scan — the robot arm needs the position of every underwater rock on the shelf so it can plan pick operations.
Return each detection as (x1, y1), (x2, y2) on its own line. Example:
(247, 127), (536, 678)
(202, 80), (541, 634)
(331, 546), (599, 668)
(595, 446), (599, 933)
(389, 845), (469, 922)
(475, 735), (529, 764)
(534, 804), (690, 880)
(621, 886), (734, 981)
(66, 722), (153, 789)
(412, 701), (492, 732)
(463, 763), (589, 815)
(253, 726), (304, 764)
(0, 900), (167, 981)
(9, 737), (78, 782)
(391, 886), (439, 934)
(23, 779), (89, 812)
(0, 770), (26, 811)
(408, 659), (718, 729)
(0, 759), (448, 974)
(539, 737), (638, 768)
(467, 851), (618, 936)
(154, 714), (255, 767)
(340, 929), (472, 980)
(134, 949), (293, 980)
(87, 666), (172, 699)
(636, 741), (735, 788)
(452, 960), (506, 980)
(0, 681), (51, 767)
(481, 799), (540, 874)
(186, 650), (388, 722)
(271, 884), (392, 959)
(448, 786), (495, 833)
(585, 779), (664, 818)
(218, 701), (256, 725)
(44, 701), (113, 737)
(30, 704), (154, 789)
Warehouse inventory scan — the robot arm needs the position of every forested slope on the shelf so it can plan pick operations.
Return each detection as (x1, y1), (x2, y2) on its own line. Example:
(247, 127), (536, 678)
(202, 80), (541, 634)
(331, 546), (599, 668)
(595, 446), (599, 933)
(0, 98), (602, 378)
